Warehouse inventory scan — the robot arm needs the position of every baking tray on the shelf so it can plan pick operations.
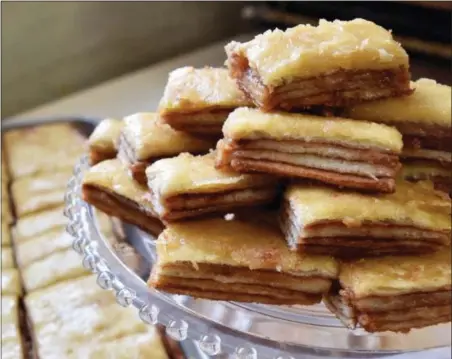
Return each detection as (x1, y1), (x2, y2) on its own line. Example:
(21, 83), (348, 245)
(1, 116), (204, 359)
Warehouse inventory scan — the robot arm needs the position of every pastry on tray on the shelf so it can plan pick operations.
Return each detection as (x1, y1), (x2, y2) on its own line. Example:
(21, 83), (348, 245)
(225, 19), (411, 111)
(82, 159), (164, 236)
(146, 152), (280, 221)
(11, 169), (72, 218)
(1, 296), (24, 359)
(281, 180), (451, 257)
(12, 205), (68, 245)
(4, 122), (86, 179)
(158, 67), (252, 136)
(1, 268), (22, 296)
(117, 112), (215, 184)
(88, 118), (123, 165)
(21, 248), (89, 292)
(217, 107), (403, 193)
(2, 247), (15, 269)
(149, 214), (339, 305)
(401, 162), (451, 195)
(324, 250), (451, 333)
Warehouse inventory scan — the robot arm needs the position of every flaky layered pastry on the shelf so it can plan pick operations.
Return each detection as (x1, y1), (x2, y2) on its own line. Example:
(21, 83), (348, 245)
(149, 215), (338, 305)
(11, 168), (72, 218)
(281, 180), (451, 257)
(324, 251), (451, 333)
(82, 159), (164, 236)
(22, 248), (90, 292)
(347, 78), (452, 168)
(225, 19), (411, 111)
(88, 118), (123, 164)
(146, 152), (280, 221)
(1, 268), (22, 296)
(12, 205), (68, 245)
(1, 296), (24, 359)
(159, 67), (252, 136)
(217, 108), (403, 192)
(401, 162), (451, 195)
(4, 122), (86, 179)
(117, 112), (215, 184)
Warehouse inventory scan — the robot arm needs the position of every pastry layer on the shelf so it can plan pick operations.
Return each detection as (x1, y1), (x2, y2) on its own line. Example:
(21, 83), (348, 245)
(324, 251), (451, 333)
(2, 222), (11, 246)
(12, 205), (67, 244)
(88, 118), (123, 164)
(162, 110), (229, 135)
(21, 248), (89, 292)
(82, 159), (164, 236)
(401, 162), (451, 195)
(1, 268), (22, 296)
(146, 153), (279, 220)
(2, 247), (15, 269)
(225, 19), (409, 87)
(150, 216), (338, 304)
(4, 122), (86, 179)
(1, 296), (24, 359)
(11, 169), (72, 217)
(281, 181), (451, 257)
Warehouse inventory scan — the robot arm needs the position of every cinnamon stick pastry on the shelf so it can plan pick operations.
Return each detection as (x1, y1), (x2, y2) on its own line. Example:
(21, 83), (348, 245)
(4, 122), (86, 180)
(88, 118), (123, 165)
(281, 180), (451, 258)
(324, 250), (451, 333)
(225, 19), (411, 111)
(149, 215), (339, 305)
(158, 67), (252, 136)
(117, 112), (215, 185)
(82, 159), (164, 236)
(217, 107), (403, 193)
(145, 152), (280, 221)
(347, 78), (452, 169)
(11, 168), (72, 218)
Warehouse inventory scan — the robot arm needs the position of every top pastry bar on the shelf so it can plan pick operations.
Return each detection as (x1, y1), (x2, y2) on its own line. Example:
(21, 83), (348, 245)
(225, 19), (411, 111)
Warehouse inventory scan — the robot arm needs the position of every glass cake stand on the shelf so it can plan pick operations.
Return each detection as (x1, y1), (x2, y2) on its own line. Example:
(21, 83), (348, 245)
(65, 156), (451, 359)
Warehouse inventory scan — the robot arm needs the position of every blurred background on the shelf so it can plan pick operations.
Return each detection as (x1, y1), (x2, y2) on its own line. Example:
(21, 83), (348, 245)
(2, 1), (451, 118)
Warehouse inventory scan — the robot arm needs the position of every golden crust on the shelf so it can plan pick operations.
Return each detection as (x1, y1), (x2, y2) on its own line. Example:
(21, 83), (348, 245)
(225, 19), (408, 87)
(11, 169), (72, 217)
(156, 216), (338, 277)
(348, 78), (452, 129)
(121, 112), (215, 161)
(4, 122), (86, 179)
(223, 108), (403, 153)
(158, 67), (251, 113)
(340, 250), (451, 298)
(1, 268), (22, 296)
(2, 247), (15, 269)
(88, 118), (123, 164)
(146, 152), (278, 198)
(13, 205), (67, 244)
(21, 249), (89, 292)
(284, 180), (451, 232)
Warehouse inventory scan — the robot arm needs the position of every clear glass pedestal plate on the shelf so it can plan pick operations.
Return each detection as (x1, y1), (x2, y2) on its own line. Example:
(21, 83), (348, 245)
(65, 156), (451, 359)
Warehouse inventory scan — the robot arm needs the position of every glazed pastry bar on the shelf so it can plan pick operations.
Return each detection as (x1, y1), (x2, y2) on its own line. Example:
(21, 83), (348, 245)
(150, 215), (338, 305)
(159, 67), (252, 136)
(324, 251), (451, 333)
(117, 112), (215, 184)
(225, 19), (412, 111)
(145, 152), (280, 221)
(217, 107), (403, 192)
(82, 159), (164, 236)
(88, 118), (123, 165)
(281, 180), (451, 257)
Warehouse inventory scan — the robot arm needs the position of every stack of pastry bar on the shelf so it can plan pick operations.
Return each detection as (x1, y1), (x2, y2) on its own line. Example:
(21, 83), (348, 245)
(1, 123), (178, 358)
(82, 17), (451, 335)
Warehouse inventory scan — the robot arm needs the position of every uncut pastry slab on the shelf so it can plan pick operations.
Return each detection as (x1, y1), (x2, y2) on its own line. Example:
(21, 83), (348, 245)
(217, 107), (402, 192)
(150, 214), (338, 304)
(226, 18), (411, 111)
(325, 250), (451, 333)
(117, 112), (215, 185)
(281, 180), (451, 257)
(159, 66), (252, 135)
(146, 152), (280, 221)
(88, 118), (123, 165)
(82, 159), (164, 236)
